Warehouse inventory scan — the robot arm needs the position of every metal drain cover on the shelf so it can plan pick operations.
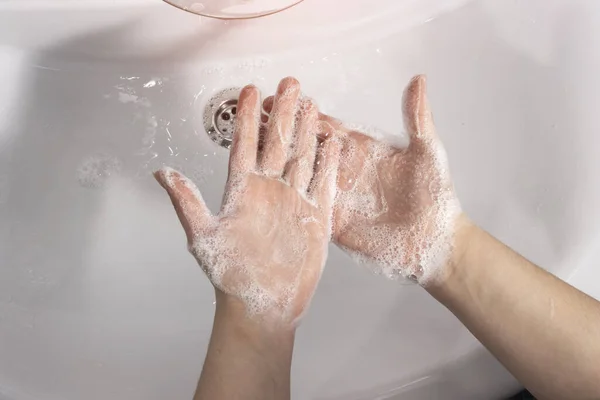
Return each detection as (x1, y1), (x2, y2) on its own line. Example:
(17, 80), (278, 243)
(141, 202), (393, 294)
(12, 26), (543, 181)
(203, 87), (241, 149)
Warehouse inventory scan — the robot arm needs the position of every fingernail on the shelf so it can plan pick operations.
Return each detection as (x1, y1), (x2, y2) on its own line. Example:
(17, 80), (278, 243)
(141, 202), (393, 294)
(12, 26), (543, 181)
(153, 170), (166, 188)
(154, 167), (176, 190)
(280, 76), (300, 88)
(416, 74), (428, 116)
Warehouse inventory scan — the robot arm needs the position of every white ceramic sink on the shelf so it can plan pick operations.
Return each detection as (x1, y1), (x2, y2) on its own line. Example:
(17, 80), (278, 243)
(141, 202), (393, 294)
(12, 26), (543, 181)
(1, 0), (600, 399)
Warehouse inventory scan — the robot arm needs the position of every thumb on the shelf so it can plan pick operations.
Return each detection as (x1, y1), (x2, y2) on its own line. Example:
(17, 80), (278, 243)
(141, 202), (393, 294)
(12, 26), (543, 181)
(402, 75), (438, 150)
(154, 167), (214, 243)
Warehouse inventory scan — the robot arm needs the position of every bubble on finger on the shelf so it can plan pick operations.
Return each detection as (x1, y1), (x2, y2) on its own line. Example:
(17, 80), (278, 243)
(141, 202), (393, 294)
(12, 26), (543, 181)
(263, 86), (304, 162)
(229, 92), (261, 174)
(283, 96), (320, 190)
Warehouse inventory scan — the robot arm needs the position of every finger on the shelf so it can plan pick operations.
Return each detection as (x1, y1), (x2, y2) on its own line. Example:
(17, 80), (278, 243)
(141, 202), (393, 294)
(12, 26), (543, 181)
(283, 99), (318, 192)
(258, 77), (301, 177)
(262, 96), (274, 114)
(309, 136), (342, 214)
(318, 113), (344, 132)
(316, 114), (363, 146)
(261, 96), (273, 124)
(316, 118), (338, 142)
(402, 74), (438, 152)
(228, 85), (260, 179)
(154, 167), (214, 243)
(267, 106), (346, 141)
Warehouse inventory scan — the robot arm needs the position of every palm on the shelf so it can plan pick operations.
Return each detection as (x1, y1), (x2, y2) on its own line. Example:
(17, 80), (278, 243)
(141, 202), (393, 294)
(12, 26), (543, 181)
(200, 174), (327, 318)
(326, 76), (460, 282)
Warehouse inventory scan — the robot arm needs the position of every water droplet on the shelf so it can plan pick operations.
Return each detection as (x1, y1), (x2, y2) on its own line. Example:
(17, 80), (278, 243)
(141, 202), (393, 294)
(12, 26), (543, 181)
(77, 154), (122, 189)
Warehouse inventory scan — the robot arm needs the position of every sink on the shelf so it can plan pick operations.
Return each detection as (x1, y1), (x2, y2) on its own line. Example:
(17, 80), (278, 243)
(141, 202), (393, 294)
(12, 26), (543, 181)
(1, 0), (600, 399)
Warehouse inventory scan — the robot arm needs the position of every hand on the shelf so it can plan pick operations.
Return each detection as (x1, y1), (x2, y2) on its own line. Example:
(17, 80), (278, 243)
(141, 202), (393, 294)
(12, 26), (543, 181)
(155, 78), (341, 324)
(264, 76), (461, 284)
(335, 76), (462, 284)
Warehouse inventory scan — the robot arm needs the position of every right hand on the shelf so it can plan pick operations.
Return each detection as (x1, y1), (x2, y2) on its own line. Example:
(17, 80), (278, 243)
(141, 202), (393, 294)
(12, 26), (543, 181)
(265, 75), (461, 284)
(155, 78), (341, 323)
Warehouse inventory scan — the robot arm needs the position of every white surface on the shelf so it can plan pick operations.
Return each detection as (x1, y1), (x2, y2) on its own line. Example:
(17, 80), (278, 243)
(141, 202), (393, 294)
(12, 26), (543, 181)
(1, 0), (599, 399)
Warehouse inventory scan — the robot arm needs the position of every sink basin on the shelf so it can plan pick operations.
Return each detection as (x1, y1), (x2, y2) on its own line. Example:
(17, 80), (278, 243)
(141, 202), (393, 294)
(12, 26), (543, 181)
(1, 0), (600, 399)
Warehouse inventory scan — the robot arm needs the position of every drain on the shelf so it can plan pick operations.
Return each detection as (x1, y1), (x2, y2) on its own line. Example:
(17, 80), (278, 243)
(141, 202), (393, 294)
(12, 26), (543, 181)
(203, 88), (241, 149)
(203, 87), (271, 149)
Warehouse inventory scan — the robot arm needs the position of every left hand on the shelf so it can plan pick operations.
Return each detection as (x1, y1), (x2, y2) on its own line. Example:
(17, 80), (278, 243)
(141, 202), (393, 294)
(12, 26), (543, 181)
(155, 78), (341, 324)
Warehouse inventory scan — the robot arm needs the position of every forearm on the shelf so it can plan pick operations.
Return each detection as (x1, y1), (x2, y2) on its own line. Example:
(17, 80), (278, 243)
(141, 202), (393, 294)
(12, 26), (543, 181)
(427, 216), (600, 400)
(194, 293), (296, 400)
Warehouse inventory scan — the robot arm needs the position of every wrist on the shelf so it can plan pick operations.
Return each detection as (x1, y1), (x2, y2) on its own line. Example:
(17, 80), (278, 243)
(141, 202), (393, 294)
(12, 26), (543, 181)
(197, 290), (296, 399)
(425, 213), (479, 295)
(214, 291), (297, 346)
